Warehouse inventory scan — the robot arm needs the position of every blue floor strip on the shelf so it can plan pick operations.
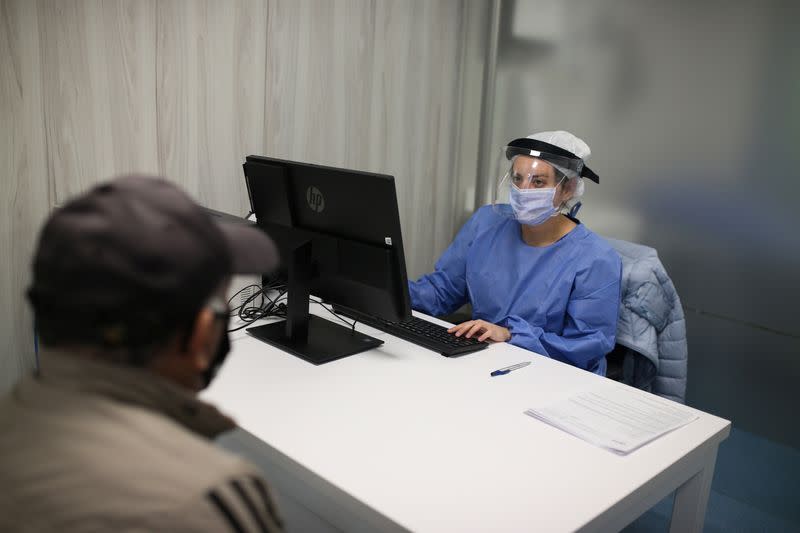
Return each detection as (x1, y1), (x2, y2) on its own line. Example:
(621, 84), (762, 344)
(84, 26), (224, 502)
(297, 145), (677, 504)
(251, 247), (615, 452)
(623, 427), (800, 532)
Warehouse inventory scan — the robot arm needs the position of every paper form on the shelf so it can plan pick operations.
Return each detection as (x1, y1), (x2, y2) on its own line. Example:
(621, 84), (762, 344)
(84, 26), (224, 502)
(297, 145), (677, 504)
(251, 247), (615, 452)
(525, 386), (698, 454)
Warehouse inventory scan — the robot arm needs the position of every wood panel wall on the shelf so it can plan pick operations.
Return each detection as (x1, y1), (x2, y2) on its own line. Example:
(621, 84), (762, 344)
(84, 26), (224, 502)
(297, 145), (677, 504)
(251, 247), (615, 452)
(0, 0), (50, 394)
(264, 0), (470, 277)
(0, 0), (484, 393)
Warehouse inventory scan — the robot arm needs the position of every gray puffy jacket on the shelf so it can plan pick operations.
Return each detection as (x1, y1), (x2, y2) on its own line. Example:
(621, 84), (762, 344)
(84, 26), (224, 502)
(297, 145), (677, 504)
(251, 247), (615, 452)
(605, 238), (688, 403)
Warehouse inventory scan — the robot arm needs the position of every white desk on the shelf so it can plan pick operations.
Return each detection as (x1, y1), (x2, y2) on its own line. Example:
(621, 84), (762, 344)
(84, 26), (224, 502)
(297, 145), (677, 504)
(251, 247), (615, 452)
(203, 308), (730, 532)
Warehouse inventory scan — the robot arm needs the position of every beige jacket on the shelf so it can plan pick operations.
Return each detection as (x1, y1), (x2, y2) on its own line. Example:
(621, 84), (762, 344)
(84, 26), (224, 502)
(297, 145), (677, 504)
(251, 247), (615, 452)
(0, 351), (283, 532)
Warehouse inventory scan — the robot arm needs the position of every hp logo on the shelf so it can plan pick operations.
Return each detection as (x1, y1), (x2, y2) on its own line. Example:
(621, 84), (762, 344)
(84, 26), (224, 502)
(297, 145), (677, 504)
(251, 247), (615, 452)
(306, 186), (325, 213)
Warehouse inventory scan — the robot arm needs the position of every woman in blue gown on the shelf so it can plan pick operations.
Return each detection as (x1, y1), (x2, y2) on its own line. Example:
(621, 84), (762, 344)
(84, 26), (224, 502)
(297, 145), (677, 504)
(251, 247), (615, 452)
(408, 131), (621, 375)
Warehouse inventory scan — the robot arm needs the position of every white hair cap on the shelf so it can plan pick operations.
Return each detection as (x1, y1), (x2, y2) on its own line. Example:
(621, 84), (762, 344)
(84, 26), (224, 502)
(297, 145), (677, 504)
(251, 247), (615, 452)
(527, 130), (591, 160)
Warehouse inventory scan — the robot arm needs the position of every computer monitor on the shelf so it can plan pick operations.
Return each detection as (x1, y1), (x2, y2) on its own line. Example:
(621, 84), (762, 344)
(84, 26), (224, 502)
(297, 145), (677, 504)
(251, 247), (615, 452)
(242, 155), (412, 365)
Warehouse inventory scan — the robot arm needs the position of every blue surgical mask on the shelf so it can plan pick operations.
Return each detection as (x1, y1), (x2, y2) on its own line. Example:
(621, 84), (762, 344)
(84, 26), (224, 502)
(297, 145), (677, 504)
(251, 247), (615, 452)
(508, 184), (557, 225)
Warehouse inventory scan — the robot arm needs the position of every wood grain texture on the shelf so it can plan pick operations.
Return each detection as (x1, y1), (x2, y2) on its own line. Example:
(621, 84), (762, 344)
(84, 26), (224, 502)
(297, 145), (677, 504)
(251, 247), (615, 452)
(156, 0), (266, 216)
(39, 0), (159, 204)
(1, 0), (480, 389)
(264, 0), (468, 279)
(450, 0), (489, 230)
(0, 0), (50, 393)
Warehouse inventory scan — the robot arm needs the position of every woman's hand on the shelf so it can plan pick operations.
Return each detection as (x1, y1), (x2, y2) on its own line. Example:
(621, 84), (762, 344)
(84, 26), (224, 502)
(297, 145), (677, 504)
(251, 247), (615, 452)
(448, 319), (511, 343)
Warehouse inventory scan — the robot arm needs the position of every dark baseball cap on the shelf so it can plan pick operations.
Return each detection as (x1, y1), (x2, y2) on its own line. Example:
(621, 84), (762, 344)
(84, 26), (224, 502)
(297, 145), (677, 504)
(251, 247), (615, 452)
(28, 175), (278, 347)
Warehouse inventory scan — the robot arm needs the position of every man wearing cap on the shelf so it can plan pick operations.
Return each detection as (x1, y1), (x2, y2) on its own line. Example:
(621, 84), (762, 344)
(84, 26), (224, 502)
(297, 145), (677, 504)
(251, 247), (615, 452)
(409, 131), (622, 376)
(0, 176), (283, 531)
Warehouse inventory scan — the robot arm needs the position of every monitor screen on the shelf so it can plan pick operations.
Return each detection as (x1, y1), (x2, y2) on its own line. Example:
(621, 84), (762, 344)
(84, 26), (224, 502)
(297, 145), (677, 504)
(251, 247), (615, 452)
(243, 155), (412, 364)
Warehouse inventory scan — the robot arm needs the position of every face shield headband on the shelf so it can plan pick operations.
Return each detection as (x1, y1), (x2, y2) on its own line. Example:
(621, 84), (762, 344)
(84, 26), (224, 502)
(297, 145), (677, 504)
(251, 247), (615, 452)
(505, 138), (599, 183)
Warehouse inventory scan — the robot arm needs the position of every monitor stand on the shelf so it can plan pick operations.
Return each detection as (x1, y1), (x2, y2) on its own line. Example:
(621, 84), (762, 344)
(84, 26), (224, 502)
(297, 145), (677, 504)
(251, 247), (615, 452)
(246, 240), (383, 365)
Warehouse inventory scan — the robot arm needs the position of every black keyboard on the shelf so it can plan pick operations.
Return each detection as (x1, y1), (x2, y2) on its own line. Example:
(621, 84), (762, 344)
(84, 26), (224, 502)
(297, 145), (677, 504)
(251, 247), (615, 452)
(333, 307), (488, 357)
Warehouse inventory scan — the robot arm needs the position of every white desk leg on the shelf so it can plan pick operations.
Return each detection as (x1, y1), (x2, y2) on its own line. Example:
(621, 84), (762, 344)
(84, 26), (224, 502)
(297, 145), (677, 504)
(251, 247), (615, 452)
(669, 447), (718, 533)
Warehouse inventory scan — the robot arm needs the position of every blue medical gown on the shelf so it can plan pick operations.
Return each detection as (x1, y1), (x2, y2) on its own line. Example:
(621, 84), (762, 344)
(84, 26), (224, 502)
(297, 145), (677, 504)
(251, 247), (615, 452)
(408, 206), (622, 375)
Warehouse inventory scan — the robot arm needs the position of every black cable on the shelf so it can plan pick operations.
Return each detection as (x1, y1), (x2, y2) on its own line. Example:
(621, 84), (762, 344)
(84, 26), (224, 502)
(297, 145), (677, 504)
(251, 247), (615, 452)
(227, 283), (357, 333)
(227, 283), (288, 333)
(226, 283), (262, 316)
(310, 298), (357, 331)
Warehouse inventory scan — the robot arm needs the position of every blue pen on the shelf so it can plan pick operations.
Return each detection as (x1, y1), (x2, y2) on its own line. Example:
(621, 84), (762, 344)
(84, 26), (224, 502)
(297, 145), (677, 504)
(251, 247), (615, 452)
(490, 361), (531, 377)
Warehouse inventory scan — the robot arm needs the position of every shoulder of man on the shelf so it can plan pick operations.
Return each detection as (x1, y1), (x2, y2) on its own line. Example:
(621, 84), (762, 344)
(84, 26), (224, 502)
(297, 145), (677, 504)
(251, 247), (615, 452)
(0, 382), (283, 532)
(94, 399), (285, 532)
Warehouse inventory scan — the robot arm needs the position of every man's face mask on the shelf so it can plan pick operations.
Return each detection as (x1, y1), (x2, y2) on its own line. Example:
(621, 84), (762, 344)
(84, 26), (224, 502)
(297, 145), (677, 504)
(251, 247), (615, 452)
(201, 297), (231, 389)
(201, 329), (230, 389)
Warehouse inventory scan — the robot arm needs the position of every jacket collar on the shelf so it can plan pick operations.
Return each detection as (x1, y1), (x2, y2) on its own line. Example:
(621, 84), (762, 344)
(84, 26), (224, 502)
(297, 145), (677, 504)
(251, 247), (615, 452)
(28, 349), (235, 438)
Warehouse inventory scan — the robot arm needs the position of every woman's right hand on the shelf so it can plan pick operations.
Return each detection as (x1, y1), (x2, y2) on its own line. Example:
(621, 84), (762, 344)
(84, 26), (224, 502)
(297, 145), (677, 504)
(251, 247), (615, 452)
(448, 319), (511, 343)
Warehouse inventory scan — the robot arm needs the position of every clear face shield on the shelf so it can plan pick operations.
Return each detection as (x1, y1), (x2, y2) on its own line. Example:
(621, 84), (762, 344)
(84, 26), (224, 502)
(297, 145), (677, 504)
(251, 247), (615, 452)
(492, 145), (585, 225)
